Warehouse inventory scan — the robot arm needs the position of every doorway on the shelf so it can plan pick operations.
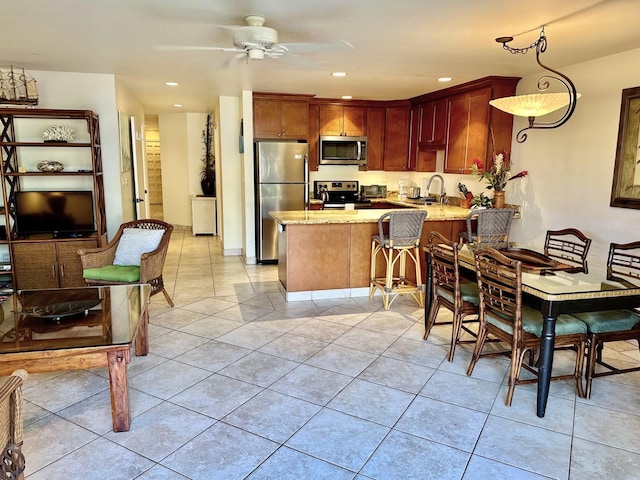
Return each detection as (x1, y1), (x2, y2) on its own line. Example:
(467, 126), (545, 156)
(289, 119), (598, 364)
(144, 117), (164, 220)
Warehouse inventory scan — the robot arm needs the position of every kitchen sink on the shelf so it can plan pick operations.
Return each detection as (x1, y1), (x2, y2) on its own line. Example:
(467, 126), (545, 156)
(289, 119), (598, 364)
(406, 196), (437, 205)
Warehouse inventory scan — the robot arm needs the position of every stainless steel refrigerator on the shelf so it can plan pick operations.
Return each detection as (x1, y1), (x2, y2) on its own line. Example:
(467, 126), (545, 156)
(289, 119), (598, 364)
(255, 141), (308, 263)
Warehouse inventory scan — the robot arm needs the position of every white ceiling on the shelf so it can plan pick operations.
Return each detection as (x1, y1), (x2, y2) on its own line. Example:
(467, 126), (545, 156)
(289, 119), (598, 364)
(2, 0), (639, 114)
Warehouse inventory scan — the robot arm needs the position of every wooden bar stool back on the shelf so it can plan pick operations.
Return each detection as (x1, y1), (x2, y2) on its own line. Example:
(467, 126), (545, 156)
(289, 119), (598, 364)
(370, 210), (427, 310)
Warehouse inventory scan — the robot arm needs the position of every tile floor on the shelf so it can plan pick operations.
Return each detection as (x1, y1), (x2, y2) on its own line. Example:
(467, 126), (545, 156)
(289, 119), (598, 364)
(21, 231), (640, 479)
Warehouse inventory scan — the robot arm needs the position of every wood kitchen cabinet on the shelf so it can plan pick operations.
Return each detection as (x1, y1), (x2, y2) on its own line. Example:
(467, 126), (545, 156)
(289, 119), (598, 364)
(383, 105), (411, 171)
(445, 87), (491, 174)
(308, 103), (320, 171)
(419, 98), (447, 147)
(12, 239), (98, 289)
(365, 107), (385, 170)
(319, 104), (367, 136)
(253, 94), (312, 140)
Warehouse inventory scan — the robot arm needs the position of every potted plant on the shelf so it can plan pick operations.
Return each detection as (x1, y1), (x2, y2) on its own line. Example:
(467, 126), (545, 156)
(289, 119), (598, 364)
(201, 113), (216, 197)
(471, 192), (493, 209)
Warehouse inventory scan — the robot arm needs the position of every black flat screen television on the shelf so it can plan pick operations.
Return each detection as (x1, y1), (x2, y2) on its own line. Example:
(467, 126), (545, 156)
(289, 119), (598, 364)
(15, 191), (96, 236)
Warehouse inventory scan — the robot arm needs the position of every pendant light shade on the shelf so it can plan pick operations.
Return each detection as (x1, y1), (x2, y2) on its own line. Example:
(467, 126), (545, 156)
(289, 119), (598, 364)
(490, 92), (582, 118)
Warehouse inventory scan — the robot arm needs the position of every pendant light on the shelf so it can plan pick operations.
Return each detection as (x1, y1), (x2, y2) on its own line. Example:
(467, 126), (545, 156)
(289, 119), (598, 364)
(489, 27), (580, 143)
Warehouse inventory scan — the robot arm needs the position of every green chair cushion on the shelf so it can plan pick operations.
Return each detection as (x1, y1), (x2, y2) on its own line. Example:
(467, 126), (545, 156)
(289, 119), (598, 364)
(437, 279), (479, 306)
(83, 265), (141, 283)
(487, 305), (587, 337)
(572, 309), (640, 334)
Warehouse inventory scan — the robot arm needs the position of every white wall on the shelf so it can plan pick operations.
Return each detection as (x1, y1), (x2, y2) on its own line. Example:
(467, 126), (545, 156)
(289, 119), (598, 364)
(218, 96), (243, 255)
(506, 47), (640, 262)
(241, 90), (256, 263)
(25, 70), (122, 238)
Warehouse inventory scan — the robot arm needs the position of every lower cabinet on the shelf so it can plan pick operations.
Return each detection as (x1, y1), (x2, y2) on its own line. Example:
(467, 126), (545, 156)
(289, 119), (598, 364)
(13, 239), (98, 289)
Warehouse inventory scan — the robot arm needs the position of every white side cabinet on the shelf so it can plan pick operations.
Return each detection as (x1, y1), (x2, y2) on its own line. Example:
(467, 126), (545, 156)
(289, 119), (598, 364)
(191, 196), (217, 235)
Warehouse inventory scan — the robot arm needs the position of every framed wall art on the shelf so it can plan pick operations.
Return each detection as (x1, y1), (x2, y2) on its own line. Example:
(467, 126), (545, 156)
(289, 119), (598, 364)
(610, 86), (640, 209)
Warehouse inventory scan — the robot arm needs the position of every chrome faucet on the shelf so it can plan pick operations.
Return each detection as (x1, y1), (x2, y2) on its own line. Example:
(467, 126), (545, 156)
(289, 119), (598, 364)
(426, 174), (446, 205)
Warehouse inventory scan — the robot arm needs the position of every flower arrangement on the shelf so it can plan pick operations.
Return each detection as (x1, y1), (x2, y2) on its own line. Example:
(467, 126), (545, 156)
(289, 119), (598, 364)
(471, 150), (527, 192)
(42, 125), (74, 142)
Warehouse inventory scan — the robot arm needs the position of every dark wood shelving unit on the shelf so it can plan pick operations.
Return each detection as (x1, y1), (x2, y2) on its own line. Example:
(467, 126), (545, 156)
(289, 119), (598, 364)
(0, 108), (106, 290)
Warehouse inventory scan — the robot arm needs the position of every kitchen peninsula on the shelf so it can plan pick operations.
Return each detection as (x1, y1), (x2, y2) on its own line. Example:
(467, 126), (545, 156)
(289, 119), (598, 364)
(270, 202), (471, 301)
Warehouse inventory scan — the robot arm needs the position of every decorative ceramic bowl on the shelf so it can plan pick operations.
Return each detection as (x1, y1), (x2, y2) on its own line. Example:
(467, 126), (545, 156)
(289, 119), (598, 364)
(42, 125), (74, 143)
(37, 160), (64, 172)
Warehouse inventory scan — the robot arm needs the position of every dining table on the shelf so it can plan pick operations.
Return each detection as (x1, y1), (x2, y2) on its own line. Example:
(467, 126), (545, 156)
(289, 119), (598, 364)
(424, 244), (640, 417)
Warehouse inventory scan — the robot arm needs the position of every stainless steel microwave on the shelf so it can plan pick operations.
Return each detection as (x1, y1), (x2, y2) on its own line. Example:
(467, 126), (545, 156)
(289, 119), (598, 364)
(319, 136), (367, 167)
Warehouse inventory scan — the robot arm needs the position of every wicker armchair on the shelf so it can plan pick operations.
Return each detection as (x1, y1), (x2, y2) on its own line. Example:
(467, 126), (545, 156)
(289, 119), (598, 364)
(460, 208), (514, 250)
(78, 219), (174, 306)
(370, 210), (427, 310)
(0, 369), (27, 480)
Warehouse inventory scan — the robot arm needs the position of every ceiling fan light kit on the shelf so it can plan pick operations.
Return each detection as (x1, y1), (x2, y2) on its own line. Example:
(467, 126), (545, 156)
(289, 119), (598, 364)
(489, 26), (580, 143)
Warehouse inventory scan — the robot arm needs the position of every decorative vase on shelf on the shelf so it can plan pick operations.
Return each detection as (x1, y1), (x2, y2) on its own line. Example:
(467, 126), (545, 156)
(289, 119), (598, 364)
(493, 190), (505, 208)
(37, 160), (64, 172)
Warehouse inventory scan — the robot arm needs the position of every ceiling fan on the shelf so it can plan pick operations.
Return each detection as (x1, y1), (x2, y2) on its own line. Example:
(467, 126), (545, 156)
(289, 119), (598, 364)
(156, 15), (351, 62)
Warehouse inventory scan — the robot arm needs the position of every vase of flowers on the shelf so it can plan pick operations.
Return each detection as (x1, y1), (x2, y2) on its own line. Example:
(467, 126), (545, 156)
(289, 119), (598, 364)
(471, 150), (527, 207)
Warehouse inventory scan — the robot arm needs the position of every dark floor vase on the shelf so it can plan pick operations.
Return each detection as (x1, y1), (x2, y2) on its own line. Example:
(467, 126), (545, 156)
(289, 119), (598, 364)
(201, 171), (215, 197)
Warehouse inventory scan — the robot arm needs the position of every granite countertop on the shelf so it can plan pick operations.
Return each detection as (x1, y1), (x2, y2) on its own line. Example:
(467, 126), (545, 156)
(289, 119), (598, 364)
(270, 204), (472, 225)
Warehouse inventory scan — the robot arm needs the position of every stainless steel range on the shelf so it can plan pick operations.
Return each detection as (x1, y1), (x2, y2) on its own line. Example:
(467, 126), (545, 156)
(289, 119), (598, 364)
(313, 180), (372, 209)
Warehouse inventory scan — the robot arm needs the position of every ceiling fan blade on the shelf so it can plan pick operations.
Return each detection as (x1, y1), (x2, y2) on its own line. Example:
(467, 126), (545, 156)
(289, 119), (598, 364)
(279, 39), (353, 53)
(154, 45), (245, 53)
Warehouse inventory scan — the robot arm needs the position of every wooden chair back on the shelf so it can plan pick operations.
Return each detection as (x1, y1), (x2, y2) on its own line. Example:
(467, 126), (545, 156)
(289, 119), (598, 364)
(474, 246), (524, 341)
(607, 240), (640, 289)
(544, 228), (592, 273)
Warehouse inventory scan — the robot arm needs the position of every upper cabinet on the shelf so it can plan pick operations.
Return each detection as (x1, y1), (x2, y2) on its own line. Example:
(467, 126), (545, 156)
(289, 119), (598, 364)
(253, 93), (313, 140)
(382, 105), (411, 171)
(319, 105), (367, 136)
(418, 98), (447, 147)
(445, 87), (492, 174)
(409, 76), (520, 174)
(365, 107), (385, 171)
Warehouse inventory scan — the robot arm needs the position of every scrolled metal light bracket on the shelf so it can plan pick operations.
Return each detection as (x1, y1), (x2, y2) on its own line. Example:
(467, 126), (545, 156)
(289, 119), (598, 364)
(492, 27), (579, 143)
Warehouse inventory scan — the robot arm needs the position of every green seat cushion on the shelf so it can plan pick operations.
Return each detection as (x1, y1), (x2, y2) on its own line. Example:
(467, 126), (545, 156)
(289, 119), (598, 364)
(486, 304), (587, 337)
(572, 309), (640, 334)
(437, 279), (479, 306)
(83, 265), (140, 282)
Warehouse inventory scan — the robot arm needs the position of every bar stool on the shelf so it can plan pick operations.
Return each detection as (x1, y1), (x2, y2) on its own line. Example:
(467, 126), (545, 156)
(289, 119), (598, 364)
(370, 210), (427, 310)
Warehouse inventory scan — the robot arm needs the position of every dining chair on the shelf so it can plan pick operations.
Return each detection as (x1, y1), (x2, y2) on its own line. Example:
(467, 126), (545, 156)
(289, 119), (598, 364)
(0, 369), (28, 480)
(544, 228), (592, 273)
(370, 210), (427, 310)
(460, 208), (514, 250)
(571, 240), (640, 398)
(78, 219), (175, 306)
(466, 246), (588, 406)
(424, 231), (479, 361)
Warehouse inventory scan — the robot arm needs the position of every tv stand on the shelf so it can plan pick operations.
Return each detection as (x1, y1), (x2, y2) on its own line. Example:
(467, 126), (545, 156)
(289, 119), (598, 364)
(0, 108), (106, 290)
(53, 231), (94, 239)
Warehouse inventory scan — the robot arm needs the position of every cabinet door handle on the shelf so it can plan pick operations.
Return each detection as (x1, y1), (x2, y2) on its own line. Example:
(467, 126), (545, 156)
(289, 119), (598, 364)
(51, 265), (57, 277)
(60, 264), (65, 277)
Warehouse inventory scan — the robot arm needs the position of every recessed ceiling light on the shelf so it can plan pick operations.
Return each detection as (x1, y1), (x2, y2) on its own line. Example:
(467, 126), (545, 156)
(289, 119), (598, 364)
(437, 77), (452, 82)
(331, 72), (348, 77)
(341, 95), (353, 100)
(165, 82), (179, 86)
(173, 104), (183, 108)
